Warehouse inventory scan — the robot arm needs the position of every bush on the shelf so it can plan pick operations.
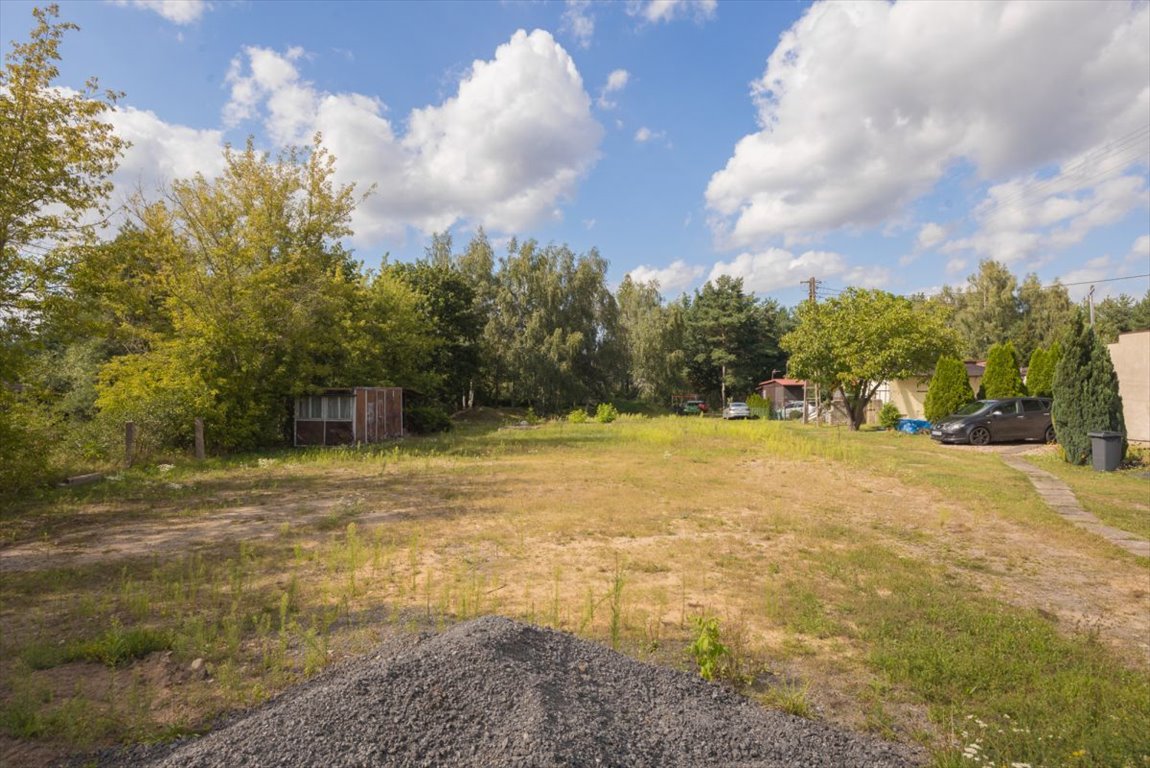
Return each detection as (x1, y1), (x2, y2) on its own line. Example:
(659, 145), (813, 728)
(594, 403), (619, 423)
(0, 392), (57, 492)
(567, 408), (589, 424)
(924, 356), (975, 422)
(1052, 315), (1125, 464)
(403, 405), (452, 434)
(878, 402), (902, 430)
(746, 393), (774, 420)
(981, 342), (1025, 399)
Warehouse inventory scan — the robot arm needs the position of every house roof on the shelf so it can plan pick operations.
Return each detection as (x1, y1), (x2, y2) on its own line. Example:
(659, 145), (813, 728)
(964, 360), (986, 377)
(757, 378), (806, 387)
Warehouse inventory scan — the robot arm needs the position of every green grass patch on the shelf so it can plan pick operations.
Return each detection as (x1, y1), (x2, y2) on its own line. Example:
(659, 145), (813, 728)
(64, 623), (173, 667)
(1026, 453), (1150, 541)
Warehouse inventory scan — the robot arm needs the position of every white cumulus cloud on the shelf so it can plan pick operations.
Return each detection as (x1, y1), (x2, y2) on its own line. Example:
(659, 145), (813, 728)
(706, 1), (1150, 248)
(107, 106), (226, 196)
(222, 30), (604, 241)
(627, 260), (705, 294)
(598, 69), (630, 109)
(111, 0), (210, 25)
(562, 0), (595, 49)
(706, 247), (888, 294)
(628, 0), (717, 25)
(916, 222), (946, 251)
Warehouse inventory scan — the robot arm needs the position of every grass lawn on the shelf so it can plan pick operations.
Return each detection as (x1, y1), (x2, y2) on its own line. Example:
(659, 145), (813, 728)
(1, 414), (1147, 767)
(1025, 450), (1150, 541)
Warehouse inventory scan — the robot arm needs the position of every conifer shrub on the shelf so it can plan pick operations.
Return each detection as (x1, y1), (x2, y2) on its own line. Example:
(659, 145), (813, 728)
(1026, 347), (1052, 398)
(980, 342), (1025, 399)
(1051, 315), (1126, 464)
(924, 356), (975, 422)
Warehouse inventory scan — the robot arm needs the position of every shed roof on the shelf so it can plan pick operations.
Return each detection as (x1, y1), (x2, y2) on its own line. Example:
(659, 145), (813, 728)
(757, 378), (806, 387)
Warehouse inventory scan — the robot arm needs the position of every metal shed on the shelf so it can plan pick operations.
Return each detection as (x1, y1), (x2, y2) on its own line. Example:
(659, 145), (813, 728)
(293, 387), (403, 446)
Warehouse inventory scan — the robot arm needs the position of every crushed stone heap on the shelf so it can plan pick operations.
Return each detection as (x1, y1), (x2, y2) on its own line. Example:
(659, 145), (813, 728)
(145, 615), (919, 767)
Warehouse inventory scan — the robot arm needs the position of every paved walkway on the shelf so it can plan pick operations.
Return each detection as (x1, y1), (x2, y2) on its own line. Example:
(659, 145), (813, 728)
(1001, 452), (1150, 558)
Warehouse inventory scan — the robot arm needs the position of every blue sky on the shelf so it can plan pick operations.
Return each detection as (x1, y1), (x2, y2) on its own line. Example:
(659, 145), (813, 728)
(3, 0), (1148, 306)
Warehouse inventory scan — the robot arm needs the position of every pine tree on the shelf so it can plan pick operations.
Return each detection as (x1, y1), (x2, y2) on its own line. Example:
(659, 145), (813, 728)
(924, 356), (975, 422)
(1051, 315), (1126, 464)
(981, 342), (1025, 399)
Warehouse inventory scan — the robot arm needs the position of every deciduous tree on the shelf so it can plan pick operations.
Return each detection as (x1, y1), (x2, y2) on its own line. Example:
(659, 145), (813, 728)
(782, 288), (957, 430)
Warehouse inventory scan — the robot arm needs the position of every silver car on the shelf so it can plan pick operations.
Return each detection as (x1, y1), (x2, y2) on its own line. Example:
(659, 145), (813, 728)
(722, 402), (752, 420)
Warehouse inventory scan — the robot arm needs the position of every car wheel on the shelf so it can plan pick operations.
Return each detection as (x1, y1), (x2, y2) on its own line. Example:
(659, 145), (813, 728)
(1044, 425), (1056, 443)
(969, 427), (991, 446)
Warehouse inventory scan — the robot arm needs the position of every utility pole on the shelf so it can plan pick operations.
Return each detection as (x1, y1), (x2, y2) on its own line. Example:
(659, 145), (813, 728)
(1088, 285), (1096, 326)
(802, 276), (820, 302)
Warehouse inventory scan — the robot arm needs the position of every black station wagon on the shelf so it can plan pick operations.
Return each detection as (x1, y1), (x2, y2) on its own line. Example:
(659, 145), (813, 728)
(930, 398), (1055, 446)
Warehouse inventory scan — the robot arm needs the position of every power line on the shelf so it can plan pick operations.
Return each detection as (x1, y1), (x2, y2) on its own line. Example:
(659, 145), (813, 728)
(1057, 272), (1150, 288)
(974, 125), (1150, 216)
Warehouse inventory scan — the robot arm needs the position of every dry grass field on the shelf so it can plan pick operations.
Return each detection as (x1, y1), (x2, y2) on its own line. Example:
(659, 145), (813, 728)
(2, 412), (1147, 767)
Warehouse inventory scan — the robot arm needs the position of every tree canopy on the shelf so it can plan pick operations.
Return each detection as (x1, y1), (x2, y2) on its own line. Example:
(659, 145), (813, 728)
(782, 289), (958, 430)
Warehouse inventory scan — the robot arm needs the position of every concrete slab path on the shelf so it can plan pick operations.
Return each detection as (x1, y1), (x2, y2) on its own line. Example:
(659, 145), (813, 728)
(1001, 452), (1150, 558)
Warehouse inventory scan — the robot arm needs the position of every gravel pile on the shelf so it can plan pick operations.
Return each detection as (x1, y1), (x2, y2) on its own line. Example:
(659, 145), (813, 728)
(144, 616), (919, 768)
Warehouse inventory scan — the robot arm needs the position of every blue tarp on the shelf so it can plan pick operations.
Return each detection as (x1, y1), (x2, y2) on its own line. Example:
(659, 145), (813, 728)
(896, 418), (932, 434)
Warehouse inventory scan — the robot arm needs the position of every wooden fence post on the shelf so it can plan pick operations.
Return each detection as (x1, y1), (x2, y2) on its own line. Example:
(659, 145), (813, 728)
(194, 418), (205, 461)
(125, 422), (136, 467)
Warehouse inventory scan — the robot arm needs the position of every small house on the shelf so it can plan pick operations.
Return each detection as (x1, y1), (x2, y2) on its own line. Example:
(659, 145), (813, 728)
(756, 378), (807, 411)
(294, 387), (403, 446)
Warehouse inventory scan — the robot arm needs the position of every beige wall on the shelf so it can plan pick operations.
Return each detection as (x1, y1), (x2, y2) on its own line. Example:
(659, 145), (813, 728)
(889, 378), (929, 419)
(1109, 330), (1150, 444)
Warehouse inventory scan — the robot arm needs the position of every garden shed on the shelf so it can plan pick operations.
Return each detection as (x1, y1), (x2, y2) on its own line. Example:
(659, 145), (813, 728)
(294, 387), (403, 447)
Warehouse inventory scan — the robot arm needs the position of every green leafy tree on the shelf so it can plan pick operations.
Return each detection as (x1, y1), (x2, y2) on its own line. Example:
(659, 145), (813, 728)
(939, 260), (1020, 358)
(1016, 275), (1075, 361)
(1052, 314), (1126, 464)
(0, 5), (125, 352)
(483, 240), (622, 412)
(980, 342), (1025, 399)
(1094, 291), (1150, 345)
(616, 275), (686, 404)
(782, 288), (958, 431)
(923, 356), (975, 422)
(0, 4), (125, 488)
(95, 138), (433, 451)
(389, 259), (481, 411)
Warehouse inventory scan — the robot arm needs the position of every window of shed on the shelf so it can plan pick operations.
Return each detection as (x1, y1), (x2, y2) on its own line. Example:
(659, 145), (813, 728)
(324, 395), (353, 421)
(296, 396), (323, 420)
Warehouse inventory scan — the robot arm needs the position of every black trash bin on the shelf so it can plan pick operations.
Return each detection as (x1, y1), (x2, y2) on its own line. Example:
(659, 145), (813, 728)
(1087, 431), (1124, 472)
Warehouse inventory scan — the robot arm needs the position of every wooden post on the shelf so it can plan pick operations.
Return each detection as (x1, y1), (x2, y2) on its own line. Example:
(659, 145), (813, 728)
(194, 418), (205, 461)
(125, 422), (136, 467)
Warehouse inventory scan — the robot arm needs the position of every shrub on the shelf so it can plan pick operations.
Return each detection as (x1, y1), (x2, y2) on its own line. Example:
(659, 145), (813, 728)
(1026, 346), (1052, 398)
(403, 405), (452, 434)
(594, 403), (619, 423)
(688, 616), (730, 682)
(924, 356), (975, 422)
(981, 342), (1025, 399)
(1052, 315), (1126, 464)
(878, 402), (902, 430)
(567, 408), (589, 424)
(746, 393), (773, 420)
